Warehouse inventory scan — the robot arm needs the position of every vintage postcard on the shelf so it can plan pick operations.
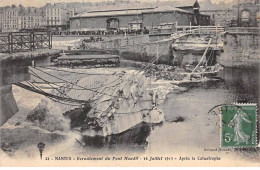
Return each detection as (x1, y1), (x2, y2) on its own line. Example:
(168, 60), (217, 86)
(0, 0), (259, 167)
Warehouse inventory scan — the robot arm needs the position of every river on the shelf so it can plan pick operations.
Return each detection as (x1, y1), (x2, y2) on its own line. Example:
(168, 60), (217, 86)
(1, 54), (259, 166)
(57, 66), (258, 165)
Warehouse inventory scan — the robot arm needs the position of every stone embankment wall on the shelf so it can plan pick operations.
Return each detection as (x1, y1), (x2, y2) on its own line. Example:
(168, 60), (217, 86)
(217, 33), (260, 67)
(120, 40), (172, 64)
(79, 35), (173, 64)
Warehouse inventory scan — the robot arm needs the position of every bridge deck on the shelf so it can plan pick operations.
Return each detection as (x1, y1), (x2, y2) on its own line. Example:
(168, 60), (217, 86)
(0, 49), (60, 64)
(58, 54), (120, 60)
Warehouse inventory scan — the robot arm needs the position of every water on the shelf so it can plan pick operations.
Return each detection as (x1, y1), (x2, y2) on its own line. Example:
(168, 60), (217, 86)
(50, 34), (260, 156)
(70, 66), (259, 161)
(5, 65), (259, 164)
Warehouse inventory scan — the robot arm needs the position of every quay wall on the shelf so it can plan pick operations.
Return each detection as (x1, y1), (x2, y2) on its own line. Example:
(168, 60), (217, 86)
(217, 33), (260, 67)
(78, 34), (173, 64)
(119, 40), (172, 64)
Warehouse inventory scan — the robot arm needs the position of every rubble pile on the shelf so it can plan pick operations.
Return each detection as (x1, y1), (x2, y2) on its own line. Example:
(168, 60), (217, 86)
(67, 37), (106, 50)
(144, 63), (223, 81)
(65, 71), (168, 136)
(21, 62), (222, 137)
(24, 70), (172, 137)
(144, 64), (187, 81)
(26, 99), (68, 132)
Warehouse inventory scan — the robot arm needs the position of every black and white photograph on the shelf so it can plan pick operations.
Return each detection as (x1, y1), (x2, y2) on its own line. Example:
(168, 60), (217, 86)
(0, 0), (259, 167)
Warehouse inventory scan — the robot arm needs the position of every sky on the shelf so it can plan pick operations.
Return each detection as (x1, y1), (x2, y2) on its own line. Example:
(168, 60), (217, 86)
(0, 0), (235, 7)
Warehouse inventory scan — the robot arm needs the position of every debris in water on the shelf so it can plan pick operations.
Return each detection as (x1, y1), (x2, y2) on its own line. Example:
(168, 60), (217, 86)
(170, 116), (185, 123)
(26, 100), (48, 123)
(26, 99), (67, 132)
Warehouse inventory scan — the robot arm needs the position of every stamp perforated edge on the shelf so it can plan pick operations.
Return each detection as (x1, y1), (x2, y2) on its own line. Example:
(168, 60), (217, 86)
(219, 103), (258, 148)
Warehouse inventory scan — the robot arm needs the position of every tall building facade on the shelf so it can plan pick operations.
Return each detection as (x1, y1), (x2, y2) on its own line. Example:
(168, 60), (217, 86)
(0, 3), (77, 32)
(1, 5), (20, 32)
(18, 7), (46, 30)
(0, 10), (3, 32)
(44, 3), (75, 31)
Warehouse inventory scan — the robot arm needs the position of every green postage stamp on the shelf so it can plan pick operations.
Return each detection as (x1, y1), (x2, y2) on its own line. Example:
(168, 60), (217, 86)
(221, 104), (258, 147)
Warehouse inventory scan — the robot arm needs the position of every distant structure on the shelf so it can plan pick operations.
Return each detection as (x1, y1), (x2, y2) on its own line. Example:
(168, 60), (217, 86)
(200, 9), (233, 26)
(0, 0), (213, 33)
(43, 3), (74, 31)
(201, 0), (260, 27)
(0, 8), (3, 32)
(0, 3), (90, 32)
(0, 5), (20, 32)
(18, 7), (46, 30)
(70, 0), (210, 32)
(0, 5), (46, 32)
(232, 0), (260, 27)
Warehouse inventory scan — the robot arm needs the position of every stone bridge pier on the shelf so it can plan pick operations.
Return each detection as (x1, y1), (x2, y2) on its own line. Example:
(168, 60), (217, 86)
(0, 50), (60, 126)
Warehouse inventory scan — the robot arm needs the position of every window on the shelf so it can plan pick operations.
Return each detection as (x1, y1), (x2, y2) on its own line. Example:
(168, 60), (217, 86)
(241, 10), (250, 21)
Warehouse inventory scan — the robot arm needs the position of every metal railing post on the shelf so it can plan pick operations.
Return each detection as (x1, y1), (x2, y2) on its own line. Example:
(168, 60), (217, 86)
(30, 32), (33, 51)
(8, 33), (11, 53)
(20, 34), (23, 50)
(176, 21), (178, 32)
(48, 31), (52, 49)
(190, 22), (192, 33)
(10, 33), (13, 53)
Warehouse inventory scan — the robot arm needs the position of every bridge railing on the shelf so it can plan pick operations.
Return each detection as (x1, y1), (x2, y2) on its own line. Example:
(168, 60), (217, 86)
(0, 32), (52, 53)
(175, 25), (225, 34)
(226, 27), (260, 34)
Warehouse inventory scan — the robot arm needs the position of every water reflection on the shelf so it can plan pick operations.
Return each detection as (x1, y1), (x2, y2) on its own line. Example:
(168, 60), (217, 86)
(219, 66), (259, 104)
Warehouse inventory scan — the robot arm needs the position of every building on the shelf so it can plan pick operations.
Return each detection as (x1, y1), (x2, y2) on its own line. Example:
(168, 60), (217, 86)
(65, 2), (92, 16)
(44, 3), (75, 31)
(70, 1), (210, 32)
(0, 3), (90, 33)
(18, 7), (46, 30)
(200, 9), (233, 26)
(1, 5), (20, 32)
(176, 0), (204, 25)
(0, 9), (3, 32)
(232, 0), (260, 27)
(0, 5), (46, 32)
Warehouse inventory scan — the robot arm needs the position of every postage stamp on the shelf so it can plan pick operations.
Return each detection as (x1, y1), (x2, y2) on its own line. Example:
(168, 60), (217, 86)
(221, 104), (257, 147)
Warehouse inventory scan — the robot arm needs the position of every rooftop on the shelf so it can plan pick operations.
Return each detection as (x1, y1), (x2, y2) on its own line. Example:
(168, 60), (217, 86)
(18, 7), (44, 16)
(87, 3), (155, 13)
(72, 4), (193, 19)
